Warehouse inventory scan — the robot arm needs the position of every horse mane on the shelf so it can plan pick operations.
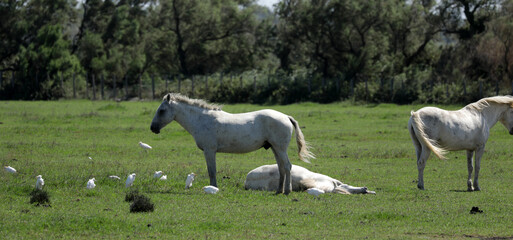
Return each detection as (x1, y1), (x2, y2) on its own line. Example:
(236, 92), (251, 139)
(465, 95), (513, 111)
(163, 93), (222, 110)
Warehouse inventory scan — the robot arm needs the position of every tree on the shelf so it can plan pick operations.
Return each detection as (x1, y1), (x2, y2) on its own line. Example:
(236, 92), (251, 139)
(156, 0), (263, 76)
(275, 0), (387, 79)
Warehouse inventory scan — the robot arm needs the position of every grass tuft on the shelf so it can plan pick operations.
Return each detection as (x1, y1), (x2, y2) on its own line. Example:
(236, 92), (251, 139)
(125, 189), (140, 202)
(29, 189), (50, 205)
(129, 194), (154, 213)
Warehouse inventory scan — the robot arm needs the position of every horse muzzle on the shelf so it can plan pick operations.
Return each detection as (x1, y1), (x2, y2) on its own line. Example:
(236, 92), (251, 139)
(150, 124), (160, 134)
(510, 128), (513, 135)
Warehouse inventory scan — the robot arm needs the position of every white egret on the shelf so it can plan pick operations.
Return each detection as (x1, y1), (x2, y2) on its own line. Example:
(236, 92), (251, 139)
(126, 173), (136, 187)
(109, 175), (121, 180)
(203, 185), (219, 194)
(87, 178), (96, 189)
(153, 171), (163, 179)
(139, 141), (152, 150)
(306, 188), (325, 198)
(159, 175), (167, 180)
(4, 166), (16, 173)
(35, 175), (44, 190)
(185, 173), (196, 189)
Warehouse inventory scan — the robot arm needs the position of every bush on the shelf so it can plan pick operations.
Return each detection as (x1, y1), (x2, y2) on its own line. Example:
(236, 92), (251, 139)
(125, 189), (140, 202)
(129, 195), (155, 213)
(30, 189), (50, 205)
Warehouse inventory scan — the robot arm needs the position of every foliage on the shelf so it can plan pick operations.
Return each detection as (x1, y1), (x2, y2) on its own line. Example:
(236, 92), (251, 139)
(30, 189), (51, 205)
(129, 195), (155, 213)
(125, 189), (141, 202)
(1, 0), (512, 103)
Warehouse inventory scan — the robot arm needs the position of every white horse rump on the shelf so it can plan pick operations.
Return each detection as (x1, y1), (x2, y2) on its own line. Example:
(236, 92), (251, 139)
(408, 96), (513, 191)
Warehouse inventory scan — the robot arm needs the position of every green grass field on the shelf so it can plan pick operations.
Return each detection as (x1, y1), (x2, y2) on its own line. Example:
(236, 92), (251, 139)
(1, 100), (513, 239)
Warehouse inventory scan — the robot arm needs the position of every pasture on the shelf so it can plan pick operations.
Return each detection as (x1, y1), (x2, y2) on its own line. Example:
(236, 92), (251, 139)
(1, 100), (513, 239)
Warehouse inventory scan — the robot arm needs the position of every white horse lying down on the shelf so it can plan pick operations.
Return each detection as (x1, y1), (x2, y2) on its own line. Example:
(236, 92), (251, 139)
(244, 164), (375, 194)
(409, 95), (513, 191)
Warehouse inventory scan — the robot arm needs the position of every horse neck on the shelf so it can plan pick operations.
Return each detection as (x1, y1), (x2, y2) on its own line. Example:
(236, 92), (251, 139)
(478, 104), (508, 128)
(173, 102), (213, 134)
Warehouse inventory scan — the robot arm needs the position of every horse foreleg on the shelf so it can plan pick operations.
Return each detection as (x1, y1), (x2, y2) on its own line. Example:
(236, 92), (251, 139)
(466, 150), (474, 191)
(417, 147), (431, 190)
(203, 150), (217, 187)
(473, 146), (485, 191)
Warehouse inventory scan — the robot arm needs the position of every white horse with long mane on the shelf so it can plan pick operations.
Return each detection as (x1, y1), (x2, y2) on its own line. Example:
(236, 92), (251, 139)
(150, 93), (315, 195)
(408, 96), (513, 191)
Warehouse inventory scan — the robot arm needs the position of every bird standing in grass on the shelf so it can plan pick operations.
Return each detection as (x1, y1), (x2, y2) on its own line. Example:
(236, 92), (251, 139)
(4, 166), (16, 173)
(306, 188), (325, 198)
(126, 173), (136, 188)
(153, 171), (163, 179)
(203, 185), (219, 194)
(185, 173), (196, 189)
(87, 178), (96, 189)
(139, 141), (152, 150)
(35, 175), (44, 190)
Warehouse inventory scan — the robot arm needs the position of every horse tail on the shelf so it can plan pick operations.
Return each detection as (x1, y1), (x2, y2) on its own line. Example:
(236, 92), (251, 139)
(409, 111), (447, 160)
(289, 116), (315, 163)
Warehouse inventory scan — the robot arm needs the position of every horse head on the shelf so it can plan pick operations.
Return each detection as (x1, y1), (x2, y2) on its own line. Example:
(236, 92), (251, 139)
(150, 94), (176, 134)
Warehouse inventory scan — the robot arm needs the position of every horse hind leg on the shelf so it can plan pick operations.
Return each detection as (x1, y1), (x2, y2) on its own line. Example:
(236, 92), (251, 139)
(466, 150), (474, 191)
(410, 123), (427, 189)
(417, 146), (431, 190)
(272, 147), (292, 195)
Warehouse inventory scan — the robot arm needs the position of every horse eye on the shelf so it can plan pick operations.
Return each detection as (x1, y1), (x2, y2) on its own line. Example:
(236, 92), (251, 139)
(159, 109), (165, 115)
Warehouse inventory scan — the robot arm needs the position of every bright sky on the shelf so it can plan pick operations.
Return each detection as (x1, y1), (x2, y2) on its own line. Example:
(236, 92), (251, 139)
(257, 0), (279, 10)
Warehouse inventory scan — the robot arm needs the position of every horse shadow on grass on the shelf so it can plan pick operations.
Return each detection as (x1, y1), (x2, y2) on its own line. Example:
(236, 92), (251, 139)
(449, 189), (473, 193)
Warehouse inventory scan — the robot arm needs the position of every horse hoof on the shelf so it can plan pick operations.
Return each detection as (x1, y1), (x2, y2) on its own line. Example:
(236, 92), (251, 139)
(417, 185), (425, 190)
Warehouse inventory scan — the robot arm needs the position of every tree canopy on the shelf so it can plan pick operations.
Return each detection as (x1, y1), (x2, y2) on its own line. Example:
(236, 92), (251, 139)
(0, 0), (512, 103)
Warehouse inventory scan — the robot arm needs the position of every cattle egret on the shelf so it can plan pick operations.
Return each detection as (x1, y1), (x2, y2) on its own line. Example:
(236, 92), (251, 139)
(126, 173), (136, 187)
(139, 141), (152, 150)
(185, 173), (196, 189)
(203, 185), (219, 194)
(153, 171), (163, 179)
(306, 188), (325, 198)
(109, 175), (121, 180)
(87, 178), (96, 189)
(4, 166), (16, 173)
(88, 157), (93, 160)
(35, 175), (44, 190)
(159, 175), (167, 180)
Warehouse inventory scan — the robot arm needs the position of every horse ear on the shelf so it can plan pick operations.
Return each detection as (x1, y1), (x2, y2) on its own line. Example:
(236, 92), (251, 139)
(165, 94), (171, 102)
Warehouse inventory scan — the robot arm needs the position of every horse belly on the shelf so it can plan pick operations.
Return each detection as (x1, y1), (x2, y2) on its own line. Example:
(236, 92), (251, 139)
(215, 131), (267, 153)
(436, 126), (484, 150)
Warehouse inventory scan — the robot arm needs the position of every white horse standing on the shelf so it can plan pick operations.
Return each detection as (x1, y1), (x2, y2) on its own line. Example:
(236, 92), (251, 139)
(150, 93), (315, 195)
(408, 96), (513, 191)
